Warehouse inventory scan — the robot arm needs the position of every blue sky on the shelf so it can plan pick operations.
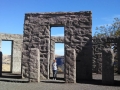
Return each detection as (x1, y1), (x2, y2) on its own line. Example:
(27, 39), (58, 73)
(0, 0), (120, 55)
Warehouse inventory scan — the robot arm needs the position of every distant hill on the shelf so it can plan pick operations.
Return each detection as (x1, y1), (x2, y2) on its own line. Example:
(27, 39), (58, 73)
(2, 54), (11, 64)
(55, 54), (64, 58)
(55, 55), (64, 73)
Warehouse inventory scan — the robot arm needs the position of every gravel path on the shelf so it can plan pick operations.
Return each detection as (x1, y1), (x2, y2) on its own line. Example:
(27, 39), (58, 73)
(0, 74), (120, 90)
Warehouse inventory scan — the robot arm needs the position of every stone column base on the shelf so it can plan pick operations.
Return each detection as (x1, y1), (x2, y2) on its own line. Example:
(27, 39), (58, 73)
(65, 49), (76, 83)
(102, 48), (114, 85)
(29, 48), (40, 82)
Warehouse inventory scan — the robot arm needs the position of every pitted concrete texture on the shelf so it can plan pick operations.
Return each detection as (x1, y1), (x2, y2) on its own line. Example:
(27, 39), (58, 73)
(51, 36), (64, 43)
(0, 39), (2, 51)
(22, 50), (29, 78)
(22, 11), (92, 81)
(0, 32), (65, 79)
(102, 48), (114, 85)
(0, 33), (120, 77)
(92, 44), (103, 74)
(65, 49), (76, 83)
(50, 39), (55, 75)
(0, 33), (23, 40)
(0, 33), (23, 74)
(29, 48), (40, 82)
(0, 51), (2, 76)
(92, 37), (120, 74)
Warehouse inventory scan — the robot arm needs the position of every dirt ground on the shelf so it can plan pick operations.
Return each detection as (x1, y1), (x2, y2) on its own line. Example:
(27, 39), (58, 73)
(0, 74), (120, 90)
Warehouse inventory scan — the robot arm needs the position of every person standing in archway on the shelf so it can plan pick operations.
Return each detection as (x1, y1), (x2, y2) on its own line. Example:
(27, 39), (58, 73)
(52, 59), (57, 80)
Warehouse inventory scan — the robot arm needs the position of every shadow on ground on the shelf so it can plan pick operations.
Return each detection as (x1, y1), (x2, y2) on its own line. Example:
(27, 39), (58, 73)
(49, 77), (64, 80)
(1, 74), (22, 79)
(41, 77), (65, 84)
(77, 79), (120, 87)
(0, 73), (29, 83)
(1, 73), (120, 86)
(41, 81), (65, 84)
(0, 79), (29, 83)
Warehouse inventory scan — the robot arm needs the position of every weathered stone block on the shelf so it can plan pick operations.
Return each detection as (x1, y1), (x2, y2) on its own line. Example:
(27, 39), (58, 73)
(0, 40), (1, 51)
(12, 41), (22, 73)
(0, 34), (23, 74)
(92, 43), (103, 74)
(0, 51), (2, 77)
(102, 48), (114, 85)
(65, 49), (76, 83)
(29, 48), (40, 82)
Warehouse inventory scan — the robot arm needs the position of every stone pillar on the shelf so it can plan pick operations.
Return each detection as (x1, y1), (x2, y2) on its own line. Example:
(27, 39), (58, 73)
(0, 40), (1, 51)
(50, 40), (55, 76)
(0, 39), (2, 76)
(0, 51), (2, 77)
(22, 49), (29, 78)
(29, 48), (40, 82)
(65, 49), (76, 83)
(102, 48), (114, 85)
(117, 42), (120, 74)
(12, 40), (22, 74)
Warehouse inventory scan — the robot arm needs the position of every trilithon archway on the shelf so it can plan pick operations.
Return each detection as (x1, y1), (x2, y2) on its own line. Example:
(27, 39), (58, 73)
(22, 11), (92, 83)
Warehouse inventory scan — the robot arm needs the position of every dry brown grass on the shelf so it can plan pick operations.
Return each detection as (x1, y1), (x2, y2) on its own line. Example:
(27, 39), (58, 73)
(2, 54), (11, 71)
(2, 64), (10, 71)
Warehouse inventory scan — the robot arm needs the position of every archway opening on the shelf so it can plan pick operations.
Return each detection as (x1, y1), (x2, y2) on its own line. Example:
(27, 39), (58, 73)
(1, 40), (12, 73)
(50, 27), (65, 81)
(55, 43), (64, 80)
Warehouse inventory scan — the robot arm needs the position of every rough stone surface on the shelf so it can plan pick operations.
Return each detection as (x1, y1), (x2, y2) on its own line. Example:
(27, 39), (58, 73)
(51, 36), (64, 43)
(102, 48), (114, 85)
(29, 48), (40, 82)
(0, 51), (2, 76)
(92, 43), (103, 74)
(0, 39), (1, 51)
(50, 39), (55, 76)
(0, 33), (23, 74)
(0, 33), (120, 82)
(117, 40), (120, 74)
(92, 37), (119, 44)
(92, 37), (119, 74)
(65, 49), (76, 83)
(22, 11), (92, 81)
(1, 15), (120, 84)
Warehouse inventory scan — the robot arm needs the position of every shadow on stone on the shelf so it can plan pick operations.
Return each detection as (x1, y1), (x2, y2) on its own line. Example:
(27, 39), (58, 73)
(76, 39), (92, 81)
